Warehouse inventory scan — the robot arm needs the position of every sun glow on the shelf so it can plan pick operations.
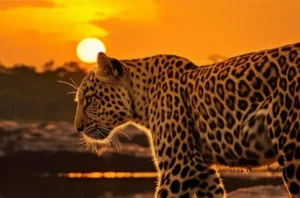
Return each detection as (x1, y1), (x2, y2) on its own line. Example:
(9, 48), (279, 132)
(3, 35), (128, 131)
(76, 38), (106, 63)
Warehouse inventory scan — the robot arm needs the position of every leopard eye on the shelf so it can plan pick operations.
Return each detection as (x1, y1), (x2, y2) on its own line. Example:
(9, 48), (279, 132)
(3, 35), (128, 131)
(83, 97), (91, 106)
(86, 97), (92, 104)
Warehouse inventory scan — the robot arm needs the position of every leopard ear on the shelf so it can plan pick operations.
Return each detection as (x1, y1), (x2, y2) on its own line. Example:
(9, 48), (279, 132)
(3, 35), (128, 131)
(97, 52), (126, 79)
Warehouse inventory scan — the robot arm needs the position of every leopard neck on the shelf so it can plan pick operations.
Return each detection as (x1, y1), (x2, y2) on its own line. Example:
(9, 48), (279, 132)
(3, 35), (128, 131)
(121, 56), (156, 127)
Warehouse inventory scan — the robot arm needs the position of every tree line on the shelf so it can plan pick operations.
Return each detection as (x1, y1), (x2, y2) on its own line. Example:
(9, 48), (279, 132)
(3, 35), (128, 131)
(0, 61), (87, 123)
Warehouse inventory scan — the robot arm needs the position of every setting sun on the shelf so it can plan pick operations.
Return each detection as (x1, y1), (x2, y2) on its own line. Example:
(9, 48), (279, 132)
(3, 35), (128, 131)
(76, 38), (106, 63)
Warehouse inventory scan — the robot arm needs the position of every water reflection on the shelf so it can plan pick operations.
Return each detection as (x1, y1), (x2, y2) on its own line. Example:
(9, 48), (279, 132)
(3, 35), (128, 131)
(58, 172), (157, 179)
(0, 175), (156, 198)
(0, 171), (284, 198)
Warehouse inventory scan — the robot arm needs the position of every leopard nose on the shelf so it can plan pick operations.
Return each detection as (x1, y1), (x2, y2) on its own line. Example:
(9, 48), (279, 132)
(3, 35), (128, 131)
(76, 126), (84, 133)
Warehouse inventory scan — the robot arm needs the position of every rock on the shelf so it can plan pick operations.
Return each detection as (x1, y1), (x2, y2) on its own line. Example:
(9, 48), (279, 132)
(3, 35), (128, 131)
(0, 120), (150, 154)
(0, 121), (19, 133)
(0, 120), (154, 173)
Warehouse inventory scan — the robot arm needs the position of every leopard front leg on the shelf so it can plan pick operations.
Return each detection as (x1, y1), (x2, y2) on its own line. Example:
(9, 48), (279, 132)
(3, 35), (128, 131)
(154, 160), (197, 198)
(270, 92), (300, 198)
(155, 170), (191, 198)
(149, 91), (226, 197)
(154, 160), (226, 198)
(192, 165), (226, 198)
(281, 159), (300, 198)
(151, 129), (226, 198)
(276, 130), (300, 198)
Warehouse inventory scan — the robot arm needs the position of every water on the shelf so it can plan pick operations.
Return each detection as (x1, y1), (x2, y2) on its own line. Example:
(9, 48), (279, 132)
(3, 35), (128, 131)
(0, 175), (155, 198)
(0, 172), (283, 198)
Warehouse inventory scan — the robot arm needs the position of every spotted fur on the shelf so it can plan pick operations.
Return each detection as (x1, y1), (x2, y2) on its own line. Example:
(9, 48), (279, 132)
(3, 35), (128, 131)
(74, 43), (300, 198)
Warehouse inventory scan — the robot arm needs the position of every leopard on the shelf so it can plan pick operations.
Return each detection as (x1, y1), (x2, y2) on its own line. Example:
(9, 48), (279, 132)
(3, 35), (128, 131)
(73, 42), (300, 198)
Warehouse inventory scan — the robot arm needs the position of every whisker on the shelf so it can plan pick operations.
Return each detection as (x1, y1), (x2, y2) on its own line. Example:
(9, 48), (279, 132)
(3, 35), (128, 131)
(99, 130), (109, 136)
(83, 139), (90, 150)
(95, 130), (110, 147)
(92, 132), (100, 153)
(98, 129), (114, 139)
(112, 134), (122, 150)
(108, 132), (122, 150)
(104, 139), (110, 147)
(94, 132), (102, 140)
(69, 76), (79, 89)
(78, 140), (86, 146)
(98, 127), (111, 132)
(95, 129), (105, 138)
(94, 131), (103, 140)
(97, 129), (109, 135)
(66, 91), (77, 95)
(100, 130), (119, 149)
(117, 130), (131, 141)
(97, 128), (125, 150)
(57, 80), (78, 90)
(80, 137), (89, 149)
(110, 135), (119, 149)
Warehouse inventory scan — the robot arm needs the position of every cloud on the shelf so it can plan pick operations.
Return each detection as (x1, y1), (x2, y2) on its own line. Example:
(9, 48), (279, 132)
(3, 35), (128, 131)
(0, 30), (79, 67)
(0, 0), (56, 10)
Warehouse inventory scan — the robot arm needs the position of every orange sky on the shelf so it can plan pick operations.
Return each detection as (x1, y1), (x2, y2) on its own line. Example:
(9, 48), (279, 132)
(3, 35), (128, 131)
(0, 0), (300, 68)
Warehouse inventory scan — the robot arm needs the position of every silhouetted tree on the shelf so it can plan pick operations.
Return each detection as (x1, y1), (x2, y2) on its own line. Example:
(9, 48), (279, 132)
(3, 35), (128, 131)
(63, 61), (83, 72)
(0, 63), (8, 74)
(42, 60), (55, 72)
